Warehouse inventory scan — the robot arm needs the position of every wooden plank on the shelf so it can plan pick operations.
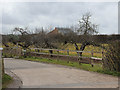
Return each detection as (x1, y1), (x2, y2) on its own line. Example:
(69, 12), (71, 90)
(30, 48), (98, 53)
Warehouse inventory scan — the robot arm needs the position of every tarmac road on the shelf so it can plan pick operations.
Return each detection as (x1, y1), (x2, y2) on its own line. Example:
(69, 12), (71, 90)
(4, 58), (118, 88)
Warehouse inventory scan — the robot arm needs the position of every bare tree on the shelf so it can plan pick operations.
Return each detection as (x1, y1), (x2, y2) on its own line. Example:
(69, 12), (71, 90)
(78, 12), (98, 35)
(13, 27), (33, 49)
(2, 35), (10, 47)
(2, 34), (19, 47)
(32, 28), (57, 49)
(75, 12), (104, 56)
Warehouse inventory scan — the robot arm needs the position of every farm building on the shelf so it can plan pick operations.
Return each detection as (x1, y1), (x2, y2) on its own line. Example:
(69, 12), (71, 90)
(48, 27), (73, 35)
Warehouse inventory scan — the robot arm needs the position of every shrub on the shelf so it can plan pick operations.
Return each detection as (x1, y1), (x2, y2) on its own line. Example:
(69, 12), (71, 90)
(103, 40), (120, 72)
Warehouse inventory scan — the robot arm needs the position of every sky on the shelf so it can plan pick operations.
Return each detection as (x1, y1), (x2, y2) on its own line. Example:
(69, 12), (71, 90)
(1, 2), (118, 34)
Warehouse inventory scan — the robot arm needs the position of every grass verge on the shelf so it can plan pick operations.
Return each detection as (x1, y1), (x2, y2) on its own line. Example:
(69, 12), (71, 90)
(20, 56), (120, 76)
(2, 74), (13, 89)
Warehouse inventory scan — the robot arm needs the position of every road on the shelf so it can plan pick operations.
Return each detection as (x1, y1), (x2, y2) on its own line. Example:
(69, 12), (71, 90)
(4, 58), (118, 88)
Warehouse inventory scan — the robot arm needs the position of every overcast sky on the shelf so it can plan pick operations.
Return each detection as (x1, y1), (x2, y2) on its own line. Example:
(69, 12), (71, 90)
(2, 2), (118, 34)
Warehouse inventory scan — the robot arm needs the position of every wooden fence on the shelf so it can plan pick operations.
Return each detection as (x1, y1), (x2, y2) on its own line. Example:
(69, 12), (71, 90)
(2, 47), (103, 66)
(30, 48), (103, 58)
(28, 48), (103, 66)
(3, 47), (22, 58)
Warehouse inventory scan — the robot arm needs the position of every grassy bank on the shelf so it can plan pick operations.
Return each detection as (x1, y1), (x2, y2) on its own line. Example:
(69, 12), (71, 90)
(20, 56), (120, 76)
(2, 74), (13, 89)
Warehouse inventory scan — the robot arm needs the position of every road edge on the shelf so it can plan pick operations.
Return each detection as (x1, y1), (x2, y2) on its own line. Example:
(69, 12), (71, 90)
(4, 69), (23, 89)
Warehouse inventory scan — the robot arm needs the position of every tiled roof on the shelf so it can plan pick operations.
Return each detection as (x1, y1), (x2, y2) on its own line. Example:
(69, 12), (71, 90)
(55, 27), (73, 34)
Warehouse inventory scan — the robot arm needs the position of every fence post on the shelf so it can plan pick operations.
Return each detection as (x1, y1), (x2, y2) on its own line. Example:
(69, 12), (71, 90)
(102, 50), (104, 69)
(41, 49), (42, 53)
(22, 49), (27, 58)
(38, 49), (40, 52)
(67, 49), (69, 55)
(35, 49), (37, 52)
(67, 49), (69, 63)
(0, 48), (3, 90)
(49, 50), (53, 57)
(91, 50), (94, 67)
(0, 48), (3, 72)
(57, 50), (59, 61)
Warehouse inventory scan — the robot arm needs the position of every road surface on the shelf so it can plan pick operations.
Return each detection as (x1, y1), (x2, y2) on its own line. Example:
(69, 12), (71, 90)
(4, 58), (118, 88)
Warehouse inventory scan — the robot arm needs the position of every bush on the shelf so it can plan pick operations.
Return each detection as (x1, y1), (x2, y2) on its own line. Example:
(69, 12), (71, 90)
(103, 40), (120, 72)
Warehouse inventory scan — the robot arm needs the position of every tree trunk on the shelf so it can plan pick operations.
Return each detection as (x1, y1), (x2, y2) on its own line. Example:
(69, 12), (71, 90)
(74, 43), (80, 56)
(74, 42), (88, 56)
(74, 43), (79, 50)
(74, 41), (105, 56)
(80, 42), (90, 56)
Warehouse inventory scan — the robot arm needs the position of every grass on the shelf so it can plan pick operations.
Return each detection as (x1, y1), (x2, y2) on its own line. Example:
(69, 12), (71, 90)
(20, 56), (120, 77)
(2, 74), (13, 89)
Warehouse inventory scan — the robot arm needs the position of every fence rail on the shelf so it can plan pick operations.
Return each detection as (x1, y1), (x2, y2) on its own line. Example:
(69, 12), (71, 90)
(3, 47), (103, 66)
(30, 48), (103, 57)
(29, 48), (103, 65)
(30, 48), (102, 53)
(3, 47), (22, 57)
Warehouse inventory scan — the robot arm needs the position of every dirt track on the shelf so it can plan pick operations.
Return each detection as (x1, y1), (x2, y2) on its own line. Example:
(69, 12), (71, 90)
(4, 58), (118, 88)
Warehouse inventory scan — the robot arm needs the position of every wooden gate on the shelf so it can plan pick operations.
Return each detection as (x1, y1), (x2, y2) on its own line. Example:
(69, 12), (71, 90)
(3, 47), (22, 58)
